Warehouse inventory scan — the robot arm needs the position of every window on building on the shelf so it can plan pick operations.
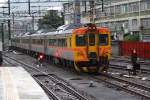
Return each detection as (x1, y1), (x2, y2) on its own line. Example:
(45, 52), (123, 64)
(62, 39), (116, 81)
(121, 4), (128, 14)
(141, 19), (148, 28)
(129, 2), (139, 12)
(132, 19), (137, 26)
(110, 6), (115, 16)
(133, 2), (139, 12)
(142, 18), (150, 28)
(105, 7), (110, 16)
(115, 5), (121, 15)
(147, 0), (150, 9)
(141, 1), (147, 11)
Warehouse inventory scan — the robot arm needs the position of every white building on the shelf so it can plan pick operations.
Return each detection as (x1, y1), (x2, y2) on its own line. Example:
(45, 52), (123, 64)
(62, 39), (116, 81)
(63, 0), (150, 41)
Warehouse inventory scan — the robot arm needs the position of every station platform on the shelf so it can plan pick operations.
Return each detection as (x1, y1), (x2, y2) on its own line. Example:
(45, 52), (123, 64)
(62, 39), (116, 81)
(0, 67), (49, 100)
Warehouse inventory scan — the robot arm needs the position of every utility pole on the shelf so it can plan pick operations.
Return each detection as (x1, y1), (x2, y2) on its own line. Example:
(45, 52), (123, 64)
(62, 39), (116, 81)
(32, 15), (34, 31)
(8, 0), (10, 15)
(8, 0), (11, 49)
(90, 0), (94, 23)
(38, 6), (41, 16)
(84, 1), (86, 13)
(28, 0), (31, 15)
(101, 0), (104, 12)
(1, 23), (4, 50)
(12, 12), (15, 33)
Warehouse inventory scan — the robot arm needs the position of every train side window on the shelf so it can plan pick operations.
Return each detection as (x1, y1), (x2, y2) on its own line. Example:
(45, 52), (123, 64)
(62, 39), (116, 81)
(62, 39), (67, 47)
(49, 39), (52, 46)
(22, 39), (28, 44)
(57, 38), (67, 47)
(40, 39), (43, 45)
(99, 34), (108, 45)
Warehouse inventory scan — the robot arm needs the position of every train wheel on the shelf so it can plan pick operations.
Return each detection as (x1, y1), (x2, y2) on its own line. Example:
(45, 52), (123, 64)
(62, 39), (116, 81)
(62, 59), (66, 67)
(53, 57), (61, 65)
(86, 67), (99, 73)
(99, 65), (108, 73)
(73, 62), (82, 73)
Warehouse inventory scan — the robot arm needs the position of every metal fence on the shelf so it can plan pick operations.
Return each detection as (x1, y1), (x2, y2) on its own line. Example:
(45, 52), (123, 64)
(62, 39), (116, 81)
(119, 41), (150, 59)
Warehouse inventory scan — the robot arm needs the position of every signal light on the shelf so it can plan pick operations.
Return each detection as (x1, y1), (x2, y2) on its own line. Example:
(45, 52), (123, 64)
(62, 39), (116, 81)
(40, 55), (43, 59)
(39, 54), (44, 60)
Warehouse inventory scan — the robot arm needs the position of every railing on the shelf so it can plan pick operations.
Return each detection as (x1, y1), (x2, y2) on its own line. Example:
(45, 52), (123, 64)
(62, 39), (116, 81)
(119, 41), (150, 59)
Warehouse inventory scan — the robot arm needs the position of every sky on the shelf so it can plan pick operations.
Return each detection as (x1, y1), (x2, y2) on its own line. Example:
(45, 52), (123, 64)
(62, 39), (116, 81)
(0, 0), (64, 21)
(0, 0), (63, 17)
(0, 0), (6, 7)
(0, 0), (63, 11)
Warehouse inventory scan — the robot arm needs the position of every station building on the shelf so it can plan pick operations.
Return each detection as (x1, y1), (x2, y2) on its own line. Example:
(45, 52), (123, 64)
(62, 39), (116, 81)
(63, 0), (150, 41)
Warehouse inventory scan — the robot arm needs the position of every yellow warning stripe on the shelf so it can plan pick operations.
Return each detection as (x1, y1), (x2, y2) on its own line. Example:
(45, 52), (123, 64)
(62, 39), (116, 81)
(1, 67), (20, 100)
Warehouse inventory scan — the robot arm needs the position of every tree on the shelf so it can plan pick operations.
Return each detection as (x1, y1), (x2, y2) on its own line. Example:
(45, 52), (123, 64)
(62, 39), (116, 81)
(38, 10), (64, 30)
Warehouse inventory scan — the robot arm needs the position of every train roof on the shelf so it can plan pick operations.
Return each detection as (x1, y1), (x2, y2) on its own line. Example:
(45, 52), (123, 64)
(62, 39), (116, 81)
(30, 29), (73, 37)
(13, 23), (110, 38)
(14, 23), (82, 38)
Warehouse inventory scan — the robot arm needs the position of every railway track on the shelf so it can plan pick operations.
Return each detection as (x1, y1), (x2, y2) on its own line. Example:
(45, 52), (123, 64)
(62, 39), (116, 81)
(93, 73), (150, 100)
(111, 56), (150, 66)
(110, 58), (150, 74)
(3, 55), (89, 100)
(4, 54), (150, 100)
(110, 64), (150, 74)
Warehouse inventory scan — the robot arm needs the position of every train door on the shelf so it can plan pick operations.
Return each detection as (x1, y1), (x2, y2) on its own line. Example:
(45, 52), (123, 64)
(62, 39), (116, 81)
(87, 31), (99, 65)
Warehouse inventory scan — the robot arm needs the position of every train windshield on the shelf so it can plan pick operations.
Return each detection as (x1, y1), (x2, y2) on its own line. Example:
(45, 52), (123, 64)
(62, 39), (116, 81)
(76, 35), (87, 46)
(99, 34), (108, 45)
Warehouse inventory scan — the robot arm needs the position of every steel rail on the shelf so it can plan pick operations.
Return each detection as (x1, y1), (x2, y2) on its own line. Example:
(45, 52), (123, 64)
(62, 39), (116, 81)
(3, 54), (88, 100)
(111, 57), (150, 65)
(3, 56), (61, 100)
(34, 78), (61, 100)
(103, 73), (150, 92)
(109, 63), (150, 74)
(93, 73), (150, 99)
(47, 74), (88, 100)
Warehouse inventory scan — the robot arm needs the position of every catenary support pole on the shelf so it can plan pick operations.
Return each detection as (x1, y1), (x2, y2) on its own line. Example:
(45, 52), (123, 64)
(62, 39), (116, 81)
(1, 23), (4, 50)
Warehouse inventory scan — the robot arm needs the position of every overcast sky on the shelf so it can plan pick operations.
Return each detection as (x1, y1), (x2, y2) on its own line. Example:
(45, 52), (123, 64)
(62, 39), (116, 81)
(0, 0), (63, 13)
(0, 0), (6, 7)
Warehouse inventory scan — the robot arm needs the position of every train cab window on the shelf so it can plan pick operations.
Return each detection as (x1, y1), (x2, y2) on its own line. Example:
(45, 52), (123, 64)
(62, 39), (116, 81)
(89, 34), (95, 46)
(99, 34), (108, 45)
(76, 35), (86, 46)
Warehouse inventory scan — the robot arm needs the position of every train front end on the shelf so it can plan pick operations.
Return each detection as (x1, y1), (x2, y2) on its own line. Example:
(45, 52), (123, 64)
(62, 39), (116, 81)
(73, 24), (111, 73)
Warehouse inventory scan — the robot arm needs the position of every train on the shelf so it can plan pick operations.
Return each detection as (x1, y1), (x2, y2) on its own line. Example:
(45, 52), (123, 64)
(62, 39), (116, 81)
(11, 23), (111, 73)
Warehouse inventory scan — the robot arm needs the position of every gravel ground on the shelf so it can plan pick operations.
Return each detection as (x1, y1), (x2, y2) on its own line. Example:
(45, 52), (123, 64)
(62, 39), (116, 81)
(3, 51), (141, 100)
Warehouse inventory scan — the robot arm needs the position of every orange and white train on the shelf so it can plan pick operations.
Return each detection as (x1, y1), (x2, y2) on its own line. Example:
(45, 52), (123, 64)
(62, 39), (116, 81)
(11, 23), (111, 73)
